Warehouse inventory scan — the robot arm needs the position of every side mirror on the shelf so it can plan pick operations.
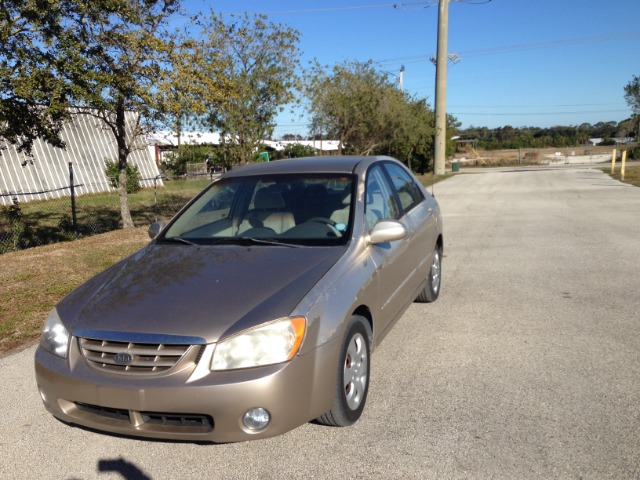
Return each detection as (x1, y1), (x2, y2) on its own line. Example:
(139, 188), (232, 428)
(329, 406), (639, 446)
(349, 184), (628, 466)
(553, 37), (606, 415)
(148, 220), (166, 239)
(369, 220), (407, 245)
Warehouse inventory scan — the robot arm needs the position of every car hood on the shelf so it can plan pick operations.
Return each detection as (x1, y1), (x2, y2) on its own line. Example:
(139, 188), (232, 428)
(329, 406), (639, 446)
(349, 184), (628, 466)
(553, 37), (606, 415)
(58, 244), (345, 344)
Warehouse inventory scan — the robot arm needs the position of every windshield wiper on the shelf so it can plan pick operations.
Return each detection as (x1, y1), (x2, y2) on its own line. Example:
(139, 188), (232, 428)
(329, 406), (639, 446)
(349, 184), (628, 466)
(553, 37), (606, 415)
(212, 237), (302, 248)
(160, 236), (196, 246)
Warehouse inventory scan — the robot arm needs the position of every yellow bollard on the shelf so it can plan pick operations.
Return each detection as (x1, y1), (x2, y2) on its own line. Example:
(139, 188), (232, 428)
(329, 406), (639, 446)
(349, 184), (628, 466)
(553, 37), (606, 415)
(621, 150), (627, 181)
(611, 148), (616, 174)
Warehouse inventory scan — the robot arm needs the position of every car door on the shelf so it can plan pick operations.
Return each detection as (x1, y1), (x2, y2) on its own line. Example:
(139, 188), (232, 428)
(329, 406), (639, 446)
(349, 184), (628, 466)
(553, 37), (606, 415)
(382, 162), (439, 291)
(365, 164), (417, 338)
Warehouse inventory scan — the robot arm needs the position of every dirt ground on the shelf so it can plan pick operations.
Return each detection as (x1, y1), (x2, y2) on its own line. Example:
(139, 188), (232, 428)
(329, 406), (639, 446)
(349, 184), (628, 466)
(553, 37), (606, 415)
(454, 145), (620, 166)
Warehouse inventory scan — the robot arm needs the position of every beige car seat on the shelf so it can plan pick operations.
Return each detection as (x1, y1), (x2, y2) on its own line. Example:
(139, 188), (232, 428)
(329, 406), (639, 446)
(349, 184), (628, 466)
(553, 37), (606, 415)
(238, 189), (295, 234)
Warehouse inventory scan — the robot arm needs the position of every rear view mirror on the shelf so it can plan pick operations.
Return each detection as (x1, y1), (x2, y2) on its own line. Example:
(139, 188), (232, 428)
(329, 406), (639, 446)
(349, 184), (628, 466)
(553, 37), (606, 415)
(148, 221), (166, 239)
(369, 220), (407, 245)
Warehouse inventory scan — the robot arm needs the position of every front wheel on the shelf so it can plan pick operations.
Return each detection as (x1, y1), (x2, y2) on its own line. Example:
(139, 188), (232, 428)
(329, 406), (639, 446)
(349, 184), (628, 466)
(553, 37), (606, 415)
(416, 244), (442, 303)
(317, 316), (371, 427)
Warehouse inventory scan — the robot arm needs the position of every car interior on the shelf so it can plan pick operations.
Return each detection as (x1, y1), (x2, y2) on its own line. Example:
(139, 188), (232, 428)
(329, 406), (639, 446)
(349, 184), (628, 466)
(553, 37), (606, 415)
(163, 174), (355, 244)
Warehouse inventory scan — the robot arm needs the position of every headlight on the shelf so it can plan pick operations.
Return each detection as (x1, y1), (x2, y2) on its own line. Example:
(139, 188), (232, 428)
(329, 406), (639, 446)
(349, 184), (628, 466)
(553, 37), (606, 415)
(40, 308), (70, 358)
(211, 317), (305, 371)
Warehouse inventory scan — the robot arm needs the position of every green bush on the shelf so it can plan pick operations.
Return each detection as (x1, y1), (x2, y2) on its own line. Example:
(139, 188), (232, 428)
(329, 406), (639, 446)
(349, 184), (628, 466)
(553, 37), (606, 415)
(104, 160), (141, 194)
(270, 143), (318, 160)
(1, 199), (35, 252)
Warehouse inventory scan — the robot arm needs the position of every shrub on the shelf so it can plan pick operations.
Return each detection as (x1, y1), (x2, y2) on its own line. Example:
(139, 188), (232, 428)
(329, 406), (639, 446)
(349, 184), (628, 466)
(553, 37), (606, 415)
(1, 199), (35, 252)
(270, 143), (318, 160)
(104, 160), (141, 194)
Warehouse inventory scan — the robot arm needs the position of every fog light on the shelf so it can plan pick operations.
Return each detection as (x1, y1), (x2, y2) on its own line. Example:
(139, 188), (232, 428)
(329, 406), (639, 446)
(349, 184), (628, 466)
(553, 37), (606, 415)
(243, 407), (270, 431)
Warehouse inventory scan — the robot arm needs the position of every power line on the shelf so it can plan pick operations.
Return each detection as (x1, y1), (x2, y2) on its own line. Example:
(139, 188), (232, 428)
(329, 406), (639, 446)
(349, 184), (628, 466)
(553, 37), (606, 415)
(376, 31), (640, 66)
(459, 31), (640, 57)
(234, 2), (437, 16)
(456, 0), (492, 4)
(450, 110), (630, 116)
(450, 103), (626, 108)
(226, 0), (494, 16)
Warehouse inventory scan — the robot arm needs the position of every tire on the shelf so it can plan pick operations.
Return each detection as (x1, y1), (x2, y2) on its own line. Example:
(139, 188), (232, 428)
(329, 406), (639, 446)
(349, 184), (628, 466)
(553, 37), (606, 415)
(317, 316), (371, 427)
(416, 244), (442, 303)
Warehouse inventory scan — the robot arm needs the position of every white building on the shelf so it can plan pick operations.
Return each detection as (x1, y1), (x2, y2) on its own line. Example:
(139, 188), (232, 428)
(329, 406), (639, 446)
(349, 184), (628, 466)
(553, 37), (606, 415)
(0, 112), (161, 206)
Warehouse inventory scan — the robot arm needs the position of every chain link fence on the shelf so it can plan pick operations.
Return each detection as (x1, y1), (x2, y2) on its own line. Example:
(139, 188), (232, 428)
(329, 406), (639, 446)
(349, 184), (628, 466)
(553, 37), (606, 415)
(0, 176), (212, 254)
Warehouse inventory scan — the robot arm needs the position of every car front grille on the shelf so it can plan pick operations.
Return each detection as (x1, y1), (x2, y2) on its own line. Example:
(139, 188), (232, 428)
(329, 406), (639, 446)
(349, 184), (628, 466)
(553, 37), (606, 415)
(79, 338), (199, 375)
(140, 412), (213, 428)
(75, 402), (213, 430)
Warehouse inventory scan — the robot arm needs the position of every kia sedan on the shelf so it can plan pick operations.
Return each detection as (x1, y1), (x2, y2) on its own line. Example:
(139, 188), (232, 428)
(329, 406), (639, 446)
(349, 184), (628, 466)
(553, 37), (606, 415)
(35, 155), (443, 443)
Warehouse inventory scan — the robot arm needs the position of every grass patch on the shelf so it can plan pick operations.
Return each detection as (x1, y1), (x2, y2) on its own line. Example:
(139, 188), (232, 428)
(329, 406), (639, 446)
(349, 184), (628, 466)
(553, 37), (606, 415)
(417, 172), (453, 188)
(0, 178), (210, 253)
(0, 228), (150, 354)
(604, 165), (640, 187)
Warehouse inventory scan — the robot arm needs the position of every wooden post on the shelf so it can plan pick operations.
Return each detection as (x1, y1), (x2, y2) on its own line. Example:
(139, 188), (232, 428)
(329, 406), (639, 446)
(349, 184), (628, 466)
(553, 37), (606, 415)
(621, 150), (627, 181)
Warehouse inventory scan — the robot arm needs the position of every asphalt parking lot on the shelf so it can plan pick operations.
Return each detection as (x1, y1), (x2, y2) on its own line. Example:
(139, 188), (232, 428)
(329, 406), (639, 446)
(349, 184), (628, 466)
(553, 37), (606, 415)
(1, 166), (639, 479)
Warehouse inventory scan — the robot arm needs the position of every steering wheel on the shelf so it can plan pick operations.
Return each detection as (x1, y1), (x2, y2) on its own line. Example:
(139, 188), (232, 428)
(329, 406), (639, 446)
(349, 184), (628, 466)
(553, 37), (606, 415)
(307, 217), (341, 237)
(307, 217), (337, 226)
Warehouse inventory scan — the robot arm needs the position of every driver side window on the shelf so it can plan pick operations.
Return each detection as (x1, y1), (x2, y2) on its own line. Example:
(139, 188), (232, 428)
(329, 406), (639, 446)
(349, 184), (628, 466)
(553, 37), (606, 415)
(365, 166), (399, 230)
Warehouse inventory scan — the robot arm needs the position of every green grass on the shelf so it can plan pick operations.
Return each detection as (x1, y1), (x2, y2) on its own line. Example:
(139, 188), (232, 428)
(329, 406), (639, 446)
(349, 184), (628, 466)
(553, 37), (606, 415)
(605, 164), (640, 187)
(418, 172), (453, 188)
(0, 228), (150, 354)
(0, 178), (210, 253)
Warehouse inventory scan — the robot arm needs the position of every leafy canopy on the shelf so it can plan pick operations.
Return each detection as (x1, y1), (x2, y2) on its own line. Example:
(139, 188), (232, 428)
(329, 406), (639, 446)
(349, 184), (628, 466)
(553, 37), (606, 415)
(0, 0), (72, 153)
(198, 13), (301, 167)
(624, 75), (640, 116)
(304, 60), (450, 171)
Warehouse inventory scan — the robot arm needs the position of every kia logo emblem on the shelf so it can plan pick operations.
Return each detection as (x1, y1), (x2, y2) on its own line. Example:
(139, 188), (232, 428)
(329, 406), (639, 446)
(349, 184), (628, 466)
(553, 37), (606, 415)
(114, 352), (133, 365)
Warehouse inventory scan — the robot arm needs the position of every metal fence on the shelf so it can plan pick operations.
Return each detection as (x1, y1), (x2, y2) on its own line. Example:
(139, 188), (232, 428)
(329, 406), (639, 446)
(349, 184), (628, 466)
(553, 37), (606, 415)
(0, 175), (211, 254)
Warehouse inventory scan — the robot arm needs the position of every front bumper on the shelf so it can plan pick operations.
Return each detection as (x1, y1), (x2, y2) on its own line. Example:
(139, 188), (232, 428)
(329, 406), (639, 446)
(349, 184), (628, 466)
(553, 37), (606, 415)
(34, 337), (337, 443)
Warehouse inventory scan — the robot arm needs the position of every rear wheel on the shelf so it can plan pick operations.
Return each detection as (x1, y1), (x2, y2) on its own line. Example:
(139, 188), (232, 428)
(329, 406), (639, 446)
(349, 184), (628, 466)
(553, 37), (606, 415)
(317, 316), (371, 427)
(416, 244), (441, 303)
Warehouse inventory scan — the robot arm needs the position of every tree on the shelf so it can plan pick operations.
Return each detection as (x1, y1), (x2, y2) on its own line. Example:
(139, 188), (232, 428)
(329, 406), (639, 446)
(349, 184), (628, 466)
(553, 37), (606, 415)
(0, 0), (72, 153)
(281, 133), (304, 141)
(624, 75), (640, 115)
(305, 60), (394, 155)
(304, 59), (444, 171)
(271, 143), (317, 160)
(198, 13), (301, 166)
(51, 0), (182, 228)
(624, 75), (640, 140)
(157, 33), (231, 146)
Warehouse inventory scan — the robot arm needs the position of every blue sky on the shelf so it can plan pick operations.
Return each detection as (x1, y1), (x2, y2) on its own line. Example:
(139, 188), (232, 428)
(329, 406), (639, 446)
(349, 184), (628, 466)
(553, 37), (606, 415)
(184, 0), (640, 138)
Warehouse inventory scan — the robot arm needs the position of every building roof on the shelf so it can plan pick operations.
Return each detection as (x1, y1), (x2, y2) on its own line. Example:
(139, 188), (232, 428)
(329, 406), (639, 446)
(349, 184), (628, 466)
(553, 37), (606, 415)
(148, 131), (222, 146)
(148, 131), (341, 152)
(263, 140), (341, 152)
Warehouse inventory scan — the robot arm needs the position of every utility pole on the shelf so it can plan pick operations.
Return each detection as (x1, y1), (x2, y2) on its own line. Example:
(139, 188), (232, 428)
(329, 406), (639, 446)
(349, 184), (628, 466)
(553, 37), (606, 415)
(399, 65), (405, 92)
(434, 0), (449, 175)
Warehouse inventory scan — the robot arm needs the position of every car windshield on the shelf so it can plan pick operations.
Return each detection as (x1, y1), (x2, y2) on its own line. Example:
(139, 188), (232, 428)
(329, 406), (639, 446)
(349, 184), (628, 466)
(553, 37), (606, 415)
(161, 173), (354, 246)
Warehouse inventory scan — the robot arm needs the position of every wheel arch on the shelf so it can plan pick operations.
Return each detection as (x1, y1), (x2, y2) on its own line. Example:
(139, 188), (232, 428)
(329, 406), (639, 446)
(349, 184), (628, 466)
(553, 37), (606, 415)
(352, 305), (374, 346)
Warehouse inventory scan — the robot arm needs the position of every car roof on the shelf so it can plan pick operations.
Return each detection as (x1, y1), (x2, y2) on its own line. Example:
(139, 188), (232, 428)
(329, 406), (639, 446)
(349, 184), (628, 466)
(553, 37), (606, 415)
(221, 156), (396, 178)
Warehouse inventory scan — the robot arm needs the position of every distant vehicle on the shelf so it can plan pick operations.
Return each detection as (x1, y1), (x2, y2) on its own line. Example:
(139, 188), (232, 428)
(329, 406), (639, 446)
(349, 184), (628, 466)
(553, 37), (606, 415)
(35, 156), (443, 442)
